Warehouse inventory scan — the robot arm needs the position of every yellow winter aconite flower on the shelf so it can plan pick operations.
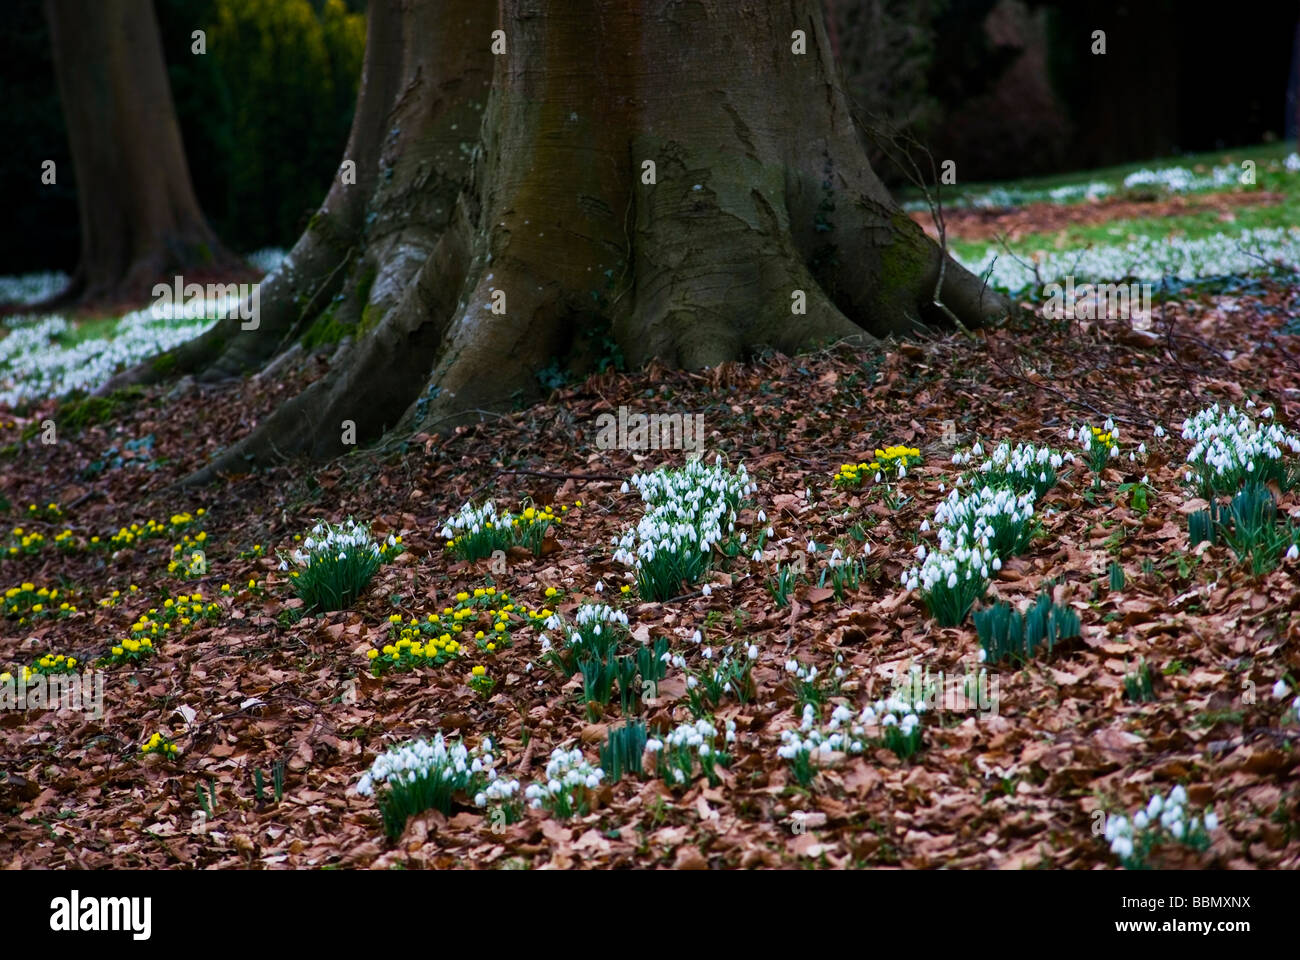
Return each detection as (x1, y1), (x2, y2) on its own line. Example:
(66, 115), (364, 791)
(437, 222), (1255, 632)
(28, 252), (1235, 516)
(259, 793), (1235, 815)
(28, 652), (77, 676)
(833, 446), (922, 489)
(471, 665), (486, 677)
(368, 583), (521, 675)
(141, 732), (179, 758)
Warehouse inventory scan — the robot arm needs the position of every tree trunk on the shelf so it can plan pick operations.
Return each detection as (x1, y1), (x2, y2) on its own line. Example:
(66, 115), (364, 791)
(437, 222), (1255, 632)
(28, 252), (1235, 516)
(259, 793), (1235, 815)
(150, 0), (1007, 485)
(102, 0), (492, 389)
(42, 0), (241, 308)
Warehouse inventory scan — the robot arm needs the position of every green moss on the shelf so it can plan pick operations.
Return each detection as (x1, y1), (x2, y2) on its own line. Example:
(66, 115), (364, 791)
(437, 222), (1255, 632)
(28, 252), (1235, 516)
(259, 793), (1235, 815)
(355, 264), (377, 304)
(151, 351), (178, 376)
(357, 300), (382, 337)
(55, 386), (147, 432)
(301, 305), (349, 349)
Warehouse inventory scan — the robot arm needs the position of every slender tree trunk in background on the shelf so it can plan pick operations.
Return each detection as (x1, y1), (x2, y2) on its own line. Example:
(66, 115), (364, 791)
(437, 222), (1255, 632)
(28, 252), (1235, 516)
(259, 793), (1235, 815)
(132, 0), (1005, 485)
(42, 0), (239, 308)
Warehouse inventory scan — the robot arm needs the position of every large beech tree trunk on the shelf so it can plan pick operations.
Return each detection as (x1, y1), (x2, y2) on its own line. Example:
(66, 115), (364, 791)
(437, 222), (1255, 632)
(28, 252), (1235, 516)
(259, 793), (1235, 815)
(43, 0), (241, 307)
(119, 0), (1005, 484)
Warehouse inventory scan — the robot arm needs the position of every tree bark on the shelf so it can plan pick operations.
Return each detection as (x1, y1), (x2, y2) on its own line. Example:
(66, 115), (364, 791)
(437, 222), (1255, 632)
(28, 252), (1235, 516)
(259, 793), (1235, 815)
(42, 0), (240, 308)
(103, 0), (492, 390)
(156, 0), (1007, 485)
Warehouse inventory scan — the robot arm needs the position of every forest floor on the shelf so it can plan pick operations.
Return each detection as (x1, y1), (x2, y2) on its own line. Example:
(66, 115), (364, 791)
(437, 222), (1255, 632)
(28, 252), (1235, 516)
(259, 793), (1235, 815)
(2, 151), (1300, 870)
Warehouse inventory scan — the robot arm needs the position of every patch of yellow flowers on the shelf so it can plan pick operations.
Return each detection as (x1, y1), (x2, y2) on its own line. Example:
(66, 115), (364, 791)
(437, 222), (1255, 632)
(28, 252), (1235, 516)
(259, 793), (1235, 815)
(468, 664), (495, 697)
(110, 510), (205, 550)
(367, 585), (532, 674)
(130, 592), (219, 638)
(6, 527), (46, 556)
(108, 635), (155, 664)
(97, 585), (141, 608)
(167, 531), (209, 577)
(2, 583), (78, 622)
(832, 446), (923, 489)
(141, 732), (179, 758)
(28, 653), (79, 676)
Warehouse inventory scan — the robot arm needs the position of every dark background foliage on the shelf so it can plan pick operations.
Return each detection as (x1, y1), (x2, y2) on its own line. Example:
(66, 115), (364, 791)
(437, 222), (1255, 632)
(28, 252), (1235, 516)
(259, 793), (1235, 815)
(1, 0), (364, 273)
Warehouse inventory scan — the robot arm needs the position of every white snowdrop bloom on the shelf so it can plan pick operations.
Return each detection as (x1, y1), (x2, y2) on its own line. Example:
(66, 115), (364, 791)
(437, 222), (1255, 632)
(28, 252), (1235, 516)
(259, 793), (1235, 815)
(620, 481), (630, 493)
(1273, 679), (1291, 700)
(701, 584), (712, 596)
(757, 510), (766, 523)
(920, 520), (930, 532)
(1169, 785), (1187, 806)
(807, 540), (817, 553)
(1147, 794), (1164, 818)
(1203, 810), (1218, 832)
(1286, 544), (1299, 561)
(747, 644), (759, 660)
(1133, 811), (1148, 830)
(594, 580), (604, 593)
(1153, 424), (1166, 438)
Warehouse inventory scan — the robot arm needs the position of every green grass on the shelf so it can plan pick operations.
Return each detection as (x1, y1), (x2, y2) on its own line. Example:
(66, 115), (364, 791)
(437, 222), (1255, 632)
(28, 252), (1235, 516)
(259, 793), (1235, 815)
(904, 140), (1296, 209)
(903, 141), (1300, 263)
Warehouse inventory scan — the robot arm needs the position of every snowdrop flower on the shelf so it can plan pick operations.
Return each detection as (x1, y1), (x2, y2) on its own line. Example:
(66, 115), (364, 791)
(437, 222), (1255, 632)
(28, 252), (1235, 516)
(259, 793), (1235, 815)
(1273, 679), (1290, 700)
(807, 540), (817, 553)
(1203, 810), (1218, 832)
(1286, 544), (1299, 561)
